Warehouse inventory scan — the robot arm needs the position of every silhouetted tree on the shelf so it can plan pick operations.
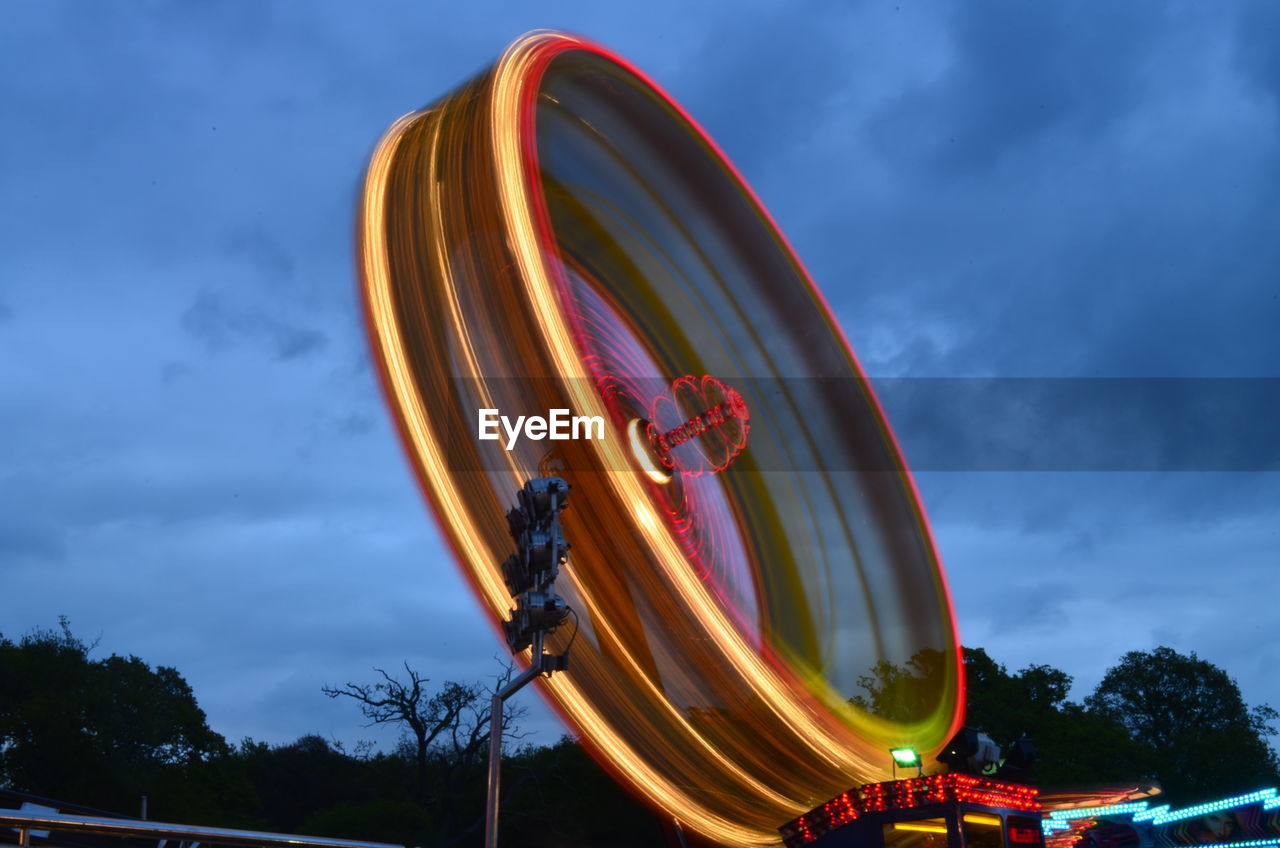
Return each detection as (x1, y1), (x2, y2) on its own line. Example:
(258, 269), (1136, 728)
(0, 618), (232, 819)
(851, 647), (1154, 787)
(323, 662), (527, 845)
(502, 736), (666, 848)
(232, 735), (383, 833)
(1086, 646), (1280, 801)
(962, 647), (1152, 786)
(299, 798), (435, 845)
(850, 648), (951, 725)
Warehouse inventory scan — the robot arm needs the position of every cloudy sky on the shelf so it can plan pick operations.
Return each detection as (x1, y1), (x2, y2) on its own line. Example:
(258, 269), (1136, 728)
(3, 1), (1277, 757)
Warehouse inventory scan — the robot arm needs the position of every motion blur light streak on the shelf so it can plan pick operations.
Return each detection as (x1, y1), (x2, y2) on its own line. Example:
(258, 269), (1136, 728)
(359, 30), (964, 845)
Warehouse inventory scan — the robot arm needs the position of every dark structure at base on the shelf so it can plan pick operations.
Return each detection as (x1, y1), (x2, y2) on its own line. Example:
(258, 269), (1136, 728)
(780, 774), (1044, 848)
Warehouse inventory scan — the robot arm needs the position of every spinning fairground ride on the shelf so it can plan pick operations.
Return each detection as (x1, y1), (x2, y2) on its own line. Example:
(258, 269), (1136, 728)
(359, 30), (967, 847)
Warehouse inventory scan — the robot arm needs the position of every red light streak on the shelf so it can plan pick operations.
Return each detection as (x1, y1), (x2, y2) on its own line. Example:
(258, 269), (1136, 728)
(359, 29), (967, 847)
(780, 774), (1042, 847)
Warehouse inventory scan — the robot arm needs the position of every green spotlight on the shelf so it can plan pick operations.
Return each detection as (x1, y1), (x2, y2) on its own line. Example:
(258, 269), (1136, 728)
(890, 747), (922, 777)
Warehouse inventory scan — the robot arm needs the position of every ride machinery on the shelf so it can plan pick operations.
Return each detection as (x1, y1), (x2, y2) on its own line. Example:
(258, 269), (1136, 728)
(360, 30), (966, 847)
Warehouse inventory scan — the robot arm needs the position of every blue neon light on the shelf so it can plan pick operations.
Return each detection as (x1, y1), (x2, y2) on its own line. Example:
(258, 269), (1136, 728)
(1191, 839), (1280, 848)
(1041, 787), (1279, 839)
(1132, 789), (1278, 824)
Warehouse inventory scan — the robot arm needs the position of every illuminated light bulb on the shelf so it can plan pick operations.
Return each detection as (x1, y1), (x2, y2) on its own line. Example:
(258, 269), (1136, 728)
(626, 418), (673, 484)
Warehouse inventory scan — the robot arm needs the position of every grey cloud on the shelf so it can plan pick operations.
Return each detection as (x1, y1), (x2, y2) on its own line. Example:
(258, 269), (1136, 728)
(868, 2), (1169, 180)
(1234, 1), (1280, 119)
(224, 227), (296, 283)
(160, 361), (191, 383)
(3, 0), (1278, 750)
(181, 288), (328, 360)
(334, 413), (375, 437)
(673, 3), (862, 176)
(2, 468), (315, 532)
(915, 471), (1280, 543)
(983, 581), (1078, 637)
(875, 378), (1280, 471)
(718, 3), (1280, 393)
(0, 519), (64, 561)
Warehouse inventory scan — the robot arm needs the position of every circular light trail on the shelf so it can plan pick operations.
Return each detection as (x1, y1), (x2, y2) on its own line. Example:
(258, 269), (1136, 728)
(359, 30), (964, 846)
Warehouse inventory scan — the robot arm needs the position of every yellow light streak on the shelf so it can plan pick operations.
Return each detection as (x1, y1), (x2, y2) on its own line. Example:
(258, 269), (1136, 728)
(357, 29), (964, 847)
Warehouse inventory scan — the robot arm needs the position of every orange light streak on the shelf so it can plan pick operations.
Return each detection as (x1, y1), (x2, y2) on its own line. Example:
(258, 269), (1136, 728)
(358, 30), (964, 847)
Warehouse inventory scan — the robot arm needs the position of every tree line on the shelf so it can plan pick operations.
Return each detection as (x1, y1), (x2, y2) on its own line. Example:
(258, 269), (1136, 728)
(852, 646), (1279, 802)
(1, 619), (1277, 847)
(0, 620), (661, 847)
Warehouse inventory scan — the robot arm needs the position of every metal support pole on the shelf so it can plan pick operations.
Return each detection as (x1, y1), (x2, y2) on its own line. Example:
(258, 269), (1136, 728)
(484, 630), (544, 848)
(484, 692), (502, 847)
(487, 479), (570, 848)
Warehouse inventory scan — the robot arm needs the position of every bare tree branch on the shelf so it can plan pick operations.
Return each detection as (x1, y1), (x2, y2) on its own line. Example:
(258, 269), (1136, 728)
(323, 658), (530, 845)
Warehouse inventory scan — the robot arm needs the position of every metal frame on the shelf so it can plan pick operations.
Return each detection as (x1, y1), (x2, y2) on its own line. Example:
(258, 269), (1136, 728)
(484, 629), (551, 848)
(484, 477), (573, 848)
(0, 810), (403, 848)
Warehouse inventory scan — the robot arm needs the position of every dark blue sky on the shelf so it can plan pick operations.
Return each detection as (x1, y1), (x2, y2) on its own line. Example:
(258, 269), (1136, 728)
(3, 2), (1277, 754)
